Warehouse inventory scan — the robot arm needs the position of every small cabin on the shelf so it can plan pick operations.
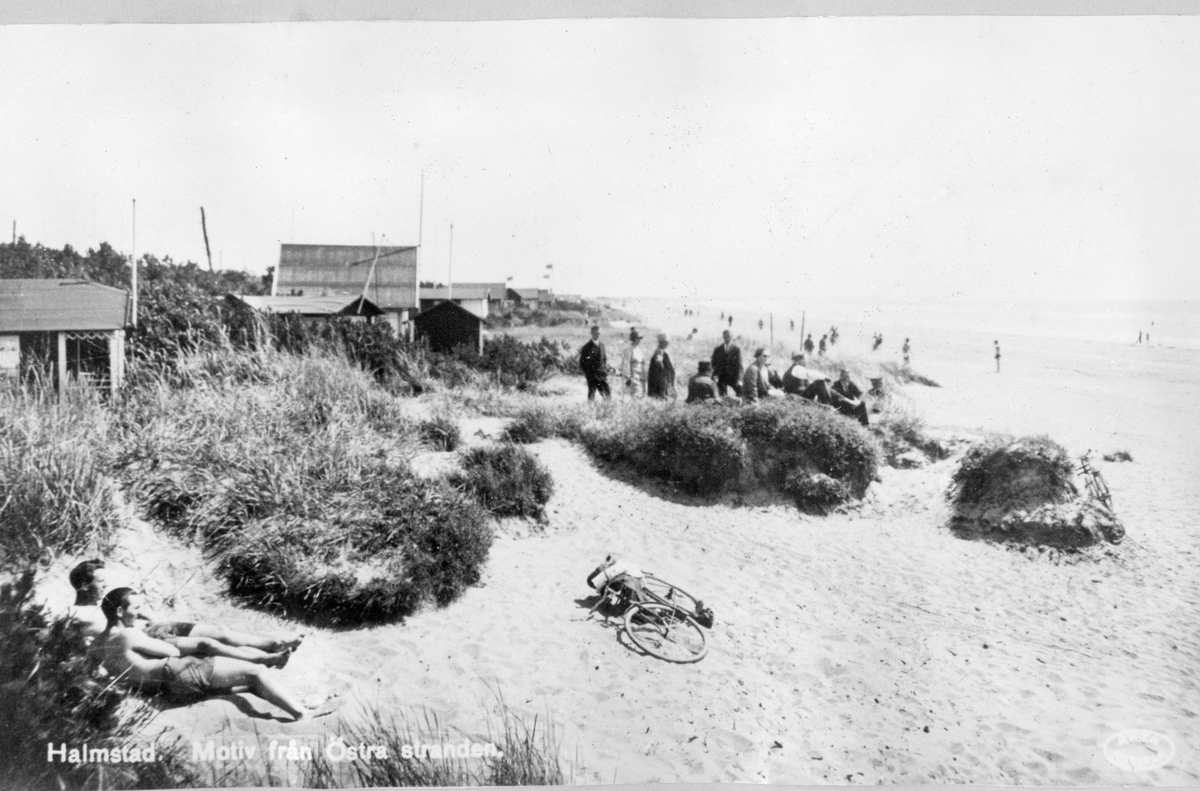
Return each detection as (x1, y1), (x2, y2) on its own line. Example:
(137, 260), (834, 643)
(412, 299), (488, 354)
(418, 285), (492, 319)
(0, 279), (131, 394)
(229, 294), (384, 324)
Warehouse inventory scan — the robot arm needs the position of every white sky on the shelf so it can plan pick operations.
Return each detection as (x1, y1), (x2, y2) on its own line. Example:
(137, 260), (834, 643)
(1, 16), (1197, 301)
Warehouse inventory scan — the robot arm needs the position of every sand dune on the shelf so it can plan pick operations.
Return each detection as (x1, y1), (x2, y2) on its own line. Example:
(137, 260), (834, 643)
(40, 306), (1199, 785)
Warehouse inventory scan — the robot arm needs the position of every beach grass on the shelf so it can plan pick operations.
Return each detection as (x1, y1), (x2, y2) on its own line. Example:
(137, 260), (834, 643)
(115, 347), (494, 625)
(452, 444), (555, 520)
(0, 381), (124, 571)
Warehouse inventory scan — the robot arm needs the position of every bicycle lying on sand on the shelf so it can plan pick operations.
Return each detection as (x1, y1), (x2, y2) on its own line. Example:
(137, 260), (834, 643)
(588, 571), (714, 664)
(1079, 450), (1113, 511)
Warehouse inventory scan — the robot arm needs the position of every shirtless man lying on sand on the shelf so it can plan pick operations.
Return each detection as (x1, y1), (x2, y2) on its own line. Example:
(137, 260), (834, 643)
(97, 587), (324, 721)
(66, 559), (301, 664)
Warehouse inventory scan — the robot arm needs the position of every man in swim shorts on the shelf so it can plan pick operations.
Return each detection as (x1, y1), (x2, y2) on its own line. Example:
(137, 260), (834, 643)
(67, 559), (299, 663)
(98, 587), (313, 719)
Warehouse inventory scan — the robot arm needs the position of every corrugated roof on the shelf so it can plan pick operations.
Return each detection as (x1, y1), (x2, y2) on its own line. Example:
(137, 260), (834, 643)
(276, 244), (418, 310)
(452, 282), (509, 299)
(420, 285), (492, 301)
(0, 279), (130, 332)
(231, 294), (384, 316)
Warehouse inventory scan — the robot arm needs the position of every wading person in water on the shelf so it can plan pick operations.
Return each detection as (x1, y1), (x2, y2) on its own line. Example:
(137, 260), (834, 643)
(994, 340), (1001, 373)
(97, 588), (324, 721)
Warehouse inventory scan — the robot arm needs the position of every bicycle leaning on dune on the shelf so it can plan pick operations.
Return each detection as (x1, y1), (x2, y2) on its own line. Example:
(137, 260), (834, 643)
(589, 566), (714, 664)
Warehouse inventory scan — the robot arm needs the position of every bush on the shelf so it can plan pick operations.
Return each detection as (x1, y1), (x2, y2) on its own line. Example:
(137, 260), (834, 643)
(116, 349), (493, 625)
(0, 573), (197, 790)
(0, 386), (122, 570)
(220, 472), (493, 624)
(949, 435), (1076, 511)
(947, 435), (1122, 549)
(503, 403), (583, 444)
(419, 414), (462, 451)
(454, 445), (555, 519)
(734, 400), (879, 497)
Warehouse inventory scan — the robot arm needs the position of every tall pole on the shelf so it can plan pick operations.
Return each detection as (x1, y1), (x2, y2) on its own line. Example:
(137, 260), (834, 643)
(799, 311), (805, 351)
(131, 198), (138, 329)
(447, 223), (453, 301)
(200, 207), (213, 271)
(770, 313), (774, 349)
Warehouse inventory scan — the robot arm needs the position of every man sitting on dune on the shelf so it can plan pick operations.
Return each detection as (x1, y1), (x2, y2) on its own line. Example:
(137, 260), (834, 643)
(97, 587), (322, 721)
(66, 560), (300, 663)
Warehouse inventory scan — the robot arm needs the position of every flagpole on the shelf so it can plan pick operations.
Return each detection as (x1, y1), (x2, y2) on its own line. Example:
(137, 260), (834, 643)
(131, 198), (138, 329)
(448, 223), (453, 301)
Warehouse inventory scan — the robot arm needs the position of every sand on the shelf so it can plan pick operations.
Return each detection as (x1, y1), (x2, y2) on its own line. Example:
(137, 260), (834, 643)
(39, 300), (1199, 785)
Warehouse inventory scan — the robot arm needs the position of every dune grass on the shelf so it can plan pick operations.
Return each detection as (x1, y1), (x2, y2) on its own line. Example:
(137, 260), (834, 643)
(116, 348), (494, 625)
(0, 382), (124, 571)
(453, 444), (555, 520)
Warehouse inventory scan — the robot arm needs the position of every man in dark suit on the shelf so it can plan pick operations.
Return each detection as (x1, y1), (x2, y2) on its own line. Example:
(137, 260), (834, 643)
(579, 325), (611, 401)
(711, 329), (743, 397)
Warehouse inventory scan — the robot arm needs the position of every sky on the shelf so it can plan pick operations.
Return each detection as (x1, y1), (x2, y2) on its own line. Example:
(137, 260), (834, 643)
(1, 15), (1198, 302)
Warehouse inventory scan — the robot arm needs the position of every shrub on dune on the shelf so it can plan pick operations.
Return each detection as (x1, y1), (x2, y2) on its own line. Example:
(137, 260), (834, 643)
(454, 444), (555, 520)
(116, 348), (492, 625)
(948, 435), (1124, 549)
(503, 403), (584, 444)
(418, 413), (462, 451)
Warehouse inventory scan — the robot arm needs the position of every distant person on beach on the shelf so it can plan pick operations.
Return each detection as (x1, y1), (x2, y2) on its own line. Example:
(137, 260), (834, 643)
(818, 335), (827, 356)
(758, 319), (764, 330)
(830, 326), (839, 346)
(1138, 331), (1143, 344)
(711, 329), (743, 397)
(804, 334), (815, 355)
(994, 340), (1001, 373)
(872, 333), (883, 352)
(646, 333), (677, 399)
(685, 361), (721, 404)
(66, 560), (300, 660)
(831, 369), (870, 427)
(742, 348), (783, 403)
(97, 588), (318, 721)
(728, 315), (734, 328)
(579, 325), (611, 402)
(902, 338), (911, 367)
(789, 320), (794, 331)
(620, 329), (647, 397)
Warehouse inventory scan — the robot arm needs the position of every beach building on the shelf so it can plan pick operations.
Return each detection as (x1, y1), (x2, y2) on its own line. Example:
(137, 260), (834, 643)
(413, 299), (488, 354)
(418, 285), (492, 319)
(0, 279), (131, 394)
(508, 287), (542, 309)
(227, 294), (384, 325)
(273, 244), (417, 337)
(451, 281), (511, 311)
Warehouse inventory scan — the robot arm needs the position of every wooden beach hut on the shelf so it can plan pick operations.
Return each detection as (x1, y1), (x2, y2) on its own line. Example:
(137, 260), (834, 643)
(413, 299), (488, 354)
(418, 285), (492, 319)
(0, 279), (131, 394)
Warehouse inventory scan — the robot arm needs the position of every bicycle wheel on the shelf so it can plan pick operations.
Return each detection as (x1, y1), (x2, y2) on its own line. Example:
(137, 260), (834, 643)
(624, 602), (708, 663)
(641, 576), (704, 620)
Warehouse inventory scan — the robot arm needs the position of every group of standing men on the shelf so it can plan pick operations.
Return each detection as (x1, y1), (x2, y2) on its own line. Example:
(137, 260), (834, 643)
(579, 326), (869, 425)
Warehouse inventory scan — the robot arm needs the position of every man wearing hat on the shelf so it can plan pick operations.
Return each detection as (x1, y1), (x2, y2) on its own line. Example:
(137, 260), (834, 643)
(686, 360), (721, 404)
(579, 324), (611, 401)
(620, 328), (647, 397)
(646, 333), (677, 399)
(710, 329), (743, 397)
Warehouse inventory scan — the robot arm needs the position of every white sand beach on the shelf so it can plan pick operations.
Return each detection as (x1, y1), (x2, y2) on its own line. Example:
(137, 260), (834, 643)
(40, 298), (1198, 786)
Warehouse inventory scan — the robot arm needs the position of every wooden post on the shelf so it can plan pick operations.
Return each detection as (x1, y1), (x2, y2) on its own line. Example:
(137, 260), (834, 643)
(56, 332), (67, 391)
(200, 207), (213, 271)
(799, 311), (806, 349)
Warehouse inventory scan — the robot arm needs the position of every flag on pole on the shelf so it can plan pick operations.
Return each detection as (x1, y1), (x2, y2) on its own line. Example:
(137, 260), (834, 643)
(506, 275), (513, 281)
(545, 264), (553, 269)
